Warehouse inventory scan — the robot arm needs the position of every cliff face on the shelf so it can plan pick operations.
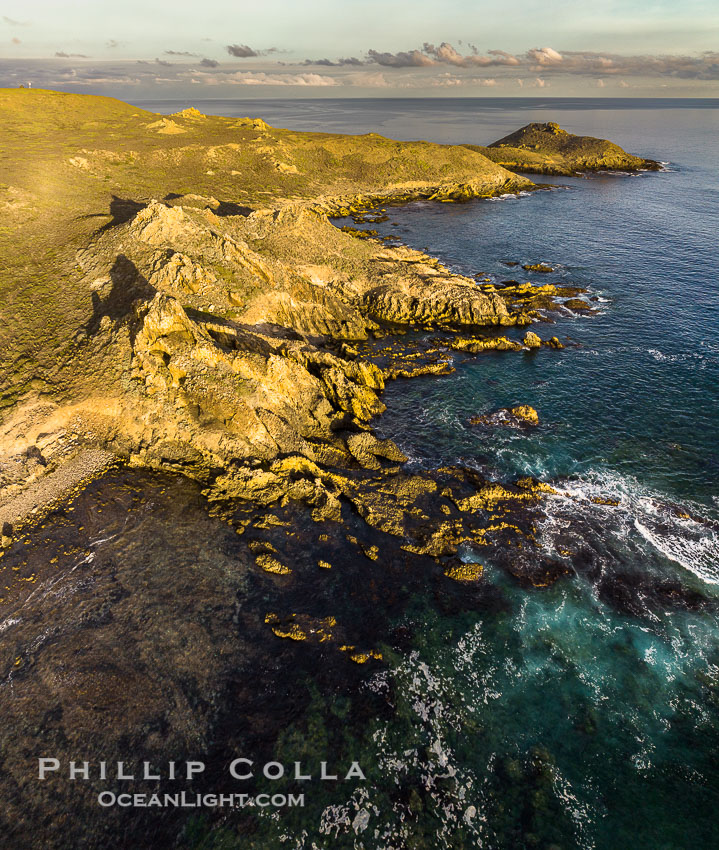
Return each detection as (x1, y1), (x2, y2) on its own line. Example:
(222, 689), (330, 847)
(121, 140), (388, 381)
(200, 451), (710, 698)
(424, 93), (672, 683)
(469, 121), (660, 174)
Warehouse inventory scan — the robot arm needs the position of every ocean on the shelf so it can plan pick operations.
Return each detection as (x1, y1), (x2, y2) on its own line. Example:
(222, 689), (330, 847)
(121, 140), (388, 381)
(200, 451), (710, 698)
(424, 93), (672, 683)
(130, 97), (719, 847)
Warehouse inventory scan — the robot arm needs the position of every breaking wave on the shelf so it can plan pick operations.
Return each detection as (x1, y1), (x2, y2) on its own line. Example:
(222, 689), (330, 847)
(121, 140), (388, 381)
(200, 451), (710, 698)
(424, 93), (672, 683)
(542, 468), (719, 586)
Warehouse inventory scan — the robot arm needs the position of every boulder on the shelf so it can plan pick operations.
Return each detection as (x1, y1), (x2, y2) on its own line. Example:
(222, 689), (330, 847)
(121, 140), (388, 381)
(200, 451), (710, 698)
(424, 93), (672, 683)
(469, 404), (539, 427)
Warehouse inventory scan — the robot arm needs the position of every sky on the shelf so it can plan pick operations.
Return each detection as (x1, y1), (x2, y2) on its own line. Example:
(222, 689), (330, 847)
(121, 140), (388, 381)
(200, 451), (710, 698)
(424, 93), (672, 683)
(1, 0), (718, 98)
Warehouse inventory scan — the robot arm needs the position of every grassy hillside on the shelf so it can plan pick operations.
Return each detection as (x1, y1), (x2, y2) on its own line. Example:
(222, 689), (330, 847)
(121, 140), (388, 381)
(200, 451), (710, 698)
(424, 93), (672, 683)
(0, 88), (528, 409)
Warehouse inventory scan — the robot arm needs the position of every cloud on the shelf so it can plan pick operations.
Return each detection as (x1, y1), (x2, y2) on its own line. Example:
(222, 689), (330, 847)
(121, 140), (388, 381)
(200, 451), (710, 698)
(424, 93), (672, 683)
(225, 44), (285, 59)
(365, 42), (521, 68)
(433, 75), (497, 87)
(526, 47), (563, 65)
(64, 76), (142, 86)
(164, 50), (199, 57)
(367, 48), (434, 67)
(106, 39), (119, 48)
(226, 44), (259, 58)
(302, 56), (365, 67)
(223, 71), (337, 86)
(3, 16), (29, 26)
(42, 65), (148, 86)
(358, 41), (719, 80)
(525, 48), (719, 79)
(4, 42), (717, 95)
(345, 71), (389, 87)
(485, 49), (521, 66)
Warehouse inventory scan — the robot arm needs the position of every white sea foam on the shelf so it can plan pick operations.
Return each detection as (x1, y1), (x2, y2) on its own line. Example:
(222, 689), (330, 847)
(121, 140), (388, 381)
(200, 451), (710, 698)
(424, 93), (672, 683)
(0, 616), (20, 635)
(634, 517), (719, 584)
(647, 347), (716, 368)
(543, 468), (719, 586)
(486, 190), (534, 202)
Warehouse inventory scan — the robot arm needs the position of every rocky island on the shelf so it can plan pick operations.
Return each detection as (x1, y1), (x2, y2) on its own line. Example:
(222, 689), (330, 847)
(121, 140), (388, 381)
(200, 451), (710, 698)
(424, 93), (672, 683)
(468, 120), (660, 174)
(0, 90), (663, 848)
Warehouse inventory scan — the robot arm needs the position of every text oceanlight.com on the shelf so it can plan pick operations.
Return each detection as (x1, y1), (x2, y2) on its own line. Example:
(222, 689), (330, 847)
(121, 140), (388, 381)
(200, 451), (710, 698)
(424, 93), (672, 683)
(97, 792), (305, 809)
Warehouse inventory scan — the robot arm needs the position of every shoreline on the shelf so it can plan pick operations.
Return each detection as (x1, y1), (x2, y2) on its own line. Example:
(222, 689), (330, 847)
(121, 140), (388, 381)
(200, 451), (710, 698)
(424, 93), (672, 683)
(5, 91), (719, 850)
(0, 96), (660, 560)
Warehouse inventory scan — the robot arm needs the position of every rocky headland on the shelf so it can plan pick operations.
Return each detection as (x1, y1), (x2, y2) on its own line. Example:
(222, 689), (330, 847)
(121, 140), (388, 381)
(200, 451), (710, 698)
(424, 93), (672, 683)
(467, 120), (660, 175)
(0, 90), (671, 848)
(0, 90), (574, 532)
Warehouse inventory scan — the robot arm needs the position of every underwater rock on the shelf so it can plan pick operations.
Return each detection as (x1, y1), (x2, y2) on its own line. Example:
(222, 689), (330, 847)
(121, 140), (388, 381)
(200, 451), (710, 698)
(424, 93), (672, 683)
(255, 553), (292, 575)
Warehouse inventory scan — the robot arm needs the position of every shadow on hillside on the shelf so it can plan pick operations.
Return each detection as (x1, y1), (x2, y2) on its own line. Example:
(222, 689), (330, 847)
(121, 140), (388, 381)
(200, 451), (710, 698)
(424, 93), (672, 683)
(97, 196), (148, 232)
(212, 201), (254, 217)
(85, 254), (154, 336)
(162, 193), (253, 217)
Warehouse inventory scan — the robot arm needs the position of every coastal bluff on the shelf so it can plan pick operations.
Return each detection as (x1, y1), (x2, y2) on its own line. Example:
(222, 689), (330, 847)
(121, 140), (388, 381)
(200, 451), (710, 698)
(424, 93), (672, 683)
(0, 90), (668, 850)
(0, 90), (656, 525)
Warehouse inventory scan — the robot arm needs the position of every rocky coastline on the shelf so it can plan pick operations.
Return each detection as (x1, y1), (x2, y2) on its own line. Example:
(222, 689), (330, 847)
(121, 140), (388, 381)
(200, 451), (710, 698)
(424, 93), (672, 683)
(0, 90), (681, 848)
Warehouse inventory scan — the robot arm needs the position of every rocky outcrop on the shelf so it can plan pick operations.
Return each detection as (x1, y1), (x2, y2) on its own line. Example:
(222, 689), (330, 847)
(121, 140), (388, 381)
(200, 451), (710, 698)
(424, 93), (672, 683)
(449, 335), (524, 353)
(363, 280), (518, 327)
(468, 122), (660, 175)
(563, 298), (595, 312)
(64, 197), (548, 502)
(470, 405), (539, 427)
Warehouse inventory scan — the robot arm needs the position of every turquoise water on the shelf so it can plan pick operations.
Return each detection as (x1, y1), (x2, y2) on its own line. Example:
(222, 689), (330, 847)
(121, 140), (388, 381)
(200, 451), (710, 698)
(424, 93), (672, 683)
(140, 100), (719, 848)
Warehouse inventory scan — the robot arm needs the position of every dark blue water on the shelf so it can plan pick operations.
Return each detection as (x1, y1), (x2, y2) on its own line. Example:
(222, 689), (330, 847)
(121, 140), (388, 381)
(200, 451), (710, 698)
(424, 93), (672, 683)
(142, 100), (719, 848)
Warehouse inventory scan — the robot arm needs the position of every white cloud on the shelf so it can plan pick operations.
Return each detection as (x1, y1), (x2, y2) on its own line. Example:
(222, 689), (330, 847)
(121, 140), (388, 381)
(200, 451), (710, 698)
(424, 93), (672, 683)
(527, 47), (563, 65)
(227, 71), (338, 86)
(346, 71), (389, 87)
